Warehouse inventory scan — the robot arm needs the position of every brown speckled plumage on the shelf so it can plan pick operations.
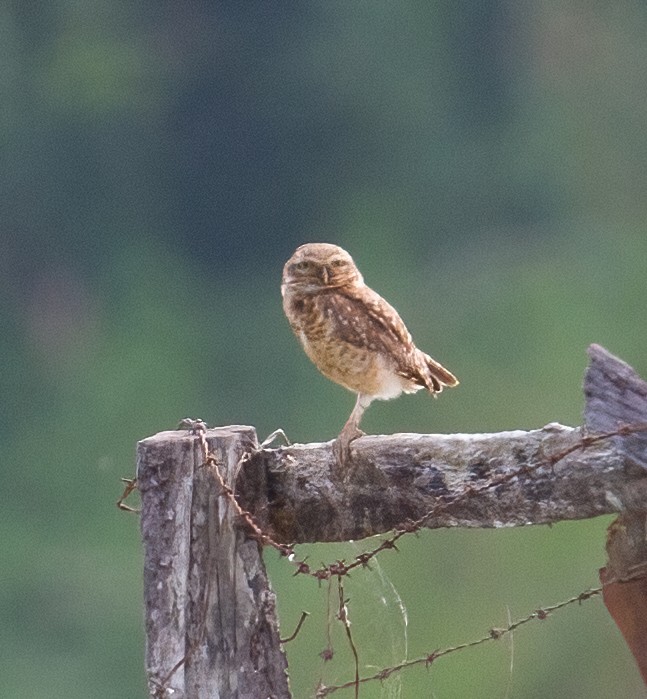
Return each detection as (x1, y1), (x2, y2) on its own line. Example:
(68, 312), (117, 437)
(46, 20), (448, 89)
(281, 243), (458, 463)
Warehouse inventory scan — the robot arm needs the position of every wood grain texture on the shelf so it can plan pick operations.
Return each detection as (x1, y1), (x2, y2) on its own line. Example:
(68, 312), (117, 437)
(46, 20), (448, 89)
(138, 426), (289, 699)
(235, 345), (647, 543)
(584, 343), (647, 472)
(242, 424), (644, 543)
(585, 344), (647, 688)
(136, 345), (647, 696)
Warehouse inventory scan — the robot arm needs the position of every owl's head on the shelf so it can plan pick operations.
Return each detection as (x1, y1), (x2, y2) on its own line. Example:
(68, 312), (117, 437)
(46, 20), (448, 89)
(282, 243), (363, 292)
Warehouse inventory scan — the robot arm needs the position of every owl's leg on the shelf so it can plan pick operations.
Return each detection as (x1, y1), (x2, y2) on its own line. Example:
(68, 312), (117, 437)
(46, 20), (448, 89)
(334, 393), (372, 465)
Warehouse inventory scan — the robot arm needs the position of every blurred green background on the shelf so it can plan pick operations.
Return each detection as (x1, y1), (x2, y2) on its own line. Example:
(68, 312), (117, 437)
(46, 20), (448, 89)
(2, 2), (647, 697)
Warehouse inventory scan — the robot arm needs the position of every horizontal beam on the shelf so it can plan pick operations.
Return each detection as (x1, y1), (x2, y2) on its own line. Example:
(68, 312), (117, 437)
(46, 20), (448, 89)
(238, 344), (647, 543)
(241, 424), (644, 542)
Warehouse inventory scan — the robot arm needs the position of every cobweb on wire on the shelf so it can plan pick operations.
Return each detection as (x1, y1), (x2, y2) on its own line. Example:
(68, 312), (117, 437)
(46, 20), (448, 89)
(317, 541), (409, 698)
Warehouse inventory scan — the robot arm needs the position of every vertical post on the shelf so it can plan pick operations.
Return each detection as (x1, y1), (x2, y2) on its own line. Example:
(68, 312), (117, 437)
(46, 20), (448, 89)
(137, 426), (290, 698)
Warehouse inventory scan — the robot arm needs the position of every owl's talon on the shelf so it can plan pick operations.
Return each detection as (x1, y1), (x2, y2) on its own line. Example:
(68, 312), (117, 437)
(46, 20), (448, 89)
(332, 437), (351, 468)
(333, 427), (365, 468)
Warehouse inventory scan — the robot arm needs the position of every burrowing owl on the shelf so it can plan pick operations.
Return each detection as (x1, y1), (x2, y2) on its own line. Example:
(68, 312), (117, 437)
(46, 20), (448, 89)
(281, 243), (458, 463)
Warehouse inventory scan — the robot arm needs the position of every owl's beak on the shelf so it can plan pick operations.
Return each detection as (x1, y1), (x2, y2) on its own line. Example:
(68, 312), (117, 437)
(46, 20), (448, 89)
(320, 266), (330, 285)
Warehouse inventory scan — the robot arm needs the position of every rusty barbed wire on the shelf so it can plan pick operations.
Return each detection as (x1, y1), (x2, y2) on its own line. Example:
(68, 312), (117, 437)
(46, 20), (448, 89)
(122, 420), (647, 697)
(328, 576), (360, 699)
(116, 477), (139, 512)
(314, 567), (647, 696)
(285, 422), (647, 581)
(280, 611), (310, 644)
(203, 421), (647, 696)
(544, 422), (647, 465)
(120, 420), (647, 581)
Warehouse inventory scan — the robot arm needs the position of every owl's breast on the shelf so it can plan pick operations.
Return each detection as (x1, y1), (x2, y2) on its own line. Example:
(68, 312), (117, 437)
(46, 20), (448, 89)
(283, 290), (408, 398)
(304, 333), (411, 399)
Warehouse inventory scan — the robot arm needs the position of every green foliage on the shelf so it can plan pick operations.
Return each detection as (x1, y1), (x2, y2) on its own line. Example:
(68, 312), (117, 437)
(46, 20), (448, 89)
(2, 2), (647, 696)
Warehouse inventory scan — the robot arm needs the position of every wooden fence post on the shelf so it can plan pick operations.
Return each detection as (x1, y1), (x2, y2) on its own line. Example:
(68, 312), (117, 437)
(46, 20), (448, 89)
(137, 425), (290, 699)
(131, 346), (647, 696)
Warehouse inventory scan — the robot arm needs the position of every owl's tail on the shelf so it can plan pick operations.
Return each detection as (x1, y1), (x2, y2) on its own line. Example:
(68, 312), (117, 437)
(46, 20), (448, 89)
(420, 351), (459, 394)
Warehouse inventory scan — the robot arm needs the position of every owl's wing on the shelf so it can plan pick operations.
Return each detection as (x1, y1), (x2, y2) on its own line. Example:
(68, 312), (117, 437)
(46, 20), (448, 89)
(319, 285), (457, 391)
(319, 285), (413, 351)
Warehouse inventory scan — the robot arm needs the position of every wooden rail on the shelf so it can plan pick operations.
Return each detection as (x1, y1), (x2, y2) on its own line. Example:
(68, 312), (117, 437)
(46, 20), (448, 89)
(136, 344), (647, 697)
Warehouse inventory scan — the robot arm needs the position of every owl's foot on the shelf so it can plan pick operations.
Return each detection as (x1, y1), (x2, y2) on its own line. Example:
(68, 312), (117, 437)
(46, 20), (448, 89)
(333, 426), (365, 468)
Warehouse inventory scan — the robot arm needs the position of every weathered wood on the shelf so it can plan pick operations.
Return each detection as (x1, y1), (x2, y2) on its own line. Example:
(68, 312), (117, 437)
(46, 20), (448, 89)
(138, 426), (290, 699)
(242, 424), (646, 543)
(137, 345), (647, 695)
(584, 343), (647, 473)
(237, 344), (647, 543)
(586, 344), (647, 685)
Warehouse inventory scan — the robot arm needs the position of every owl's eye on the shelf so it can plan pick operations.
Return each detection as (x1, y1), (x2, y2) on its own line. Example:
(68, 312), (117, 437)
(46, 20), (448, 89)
(293, 260), (311, 272)
(330, 258), (347, 268)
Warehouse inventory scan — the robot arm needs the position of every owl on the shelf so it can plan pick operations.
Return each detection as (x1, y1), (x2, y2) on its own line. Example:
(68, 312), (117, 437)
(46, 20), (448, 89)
(281, 243), (458, 464)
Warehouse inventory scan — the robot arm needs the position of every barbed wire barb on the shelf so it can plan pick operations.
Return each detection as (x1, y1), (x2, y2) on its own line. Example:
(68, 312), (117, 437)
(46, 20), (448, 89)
(316, 569), (647, 696)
